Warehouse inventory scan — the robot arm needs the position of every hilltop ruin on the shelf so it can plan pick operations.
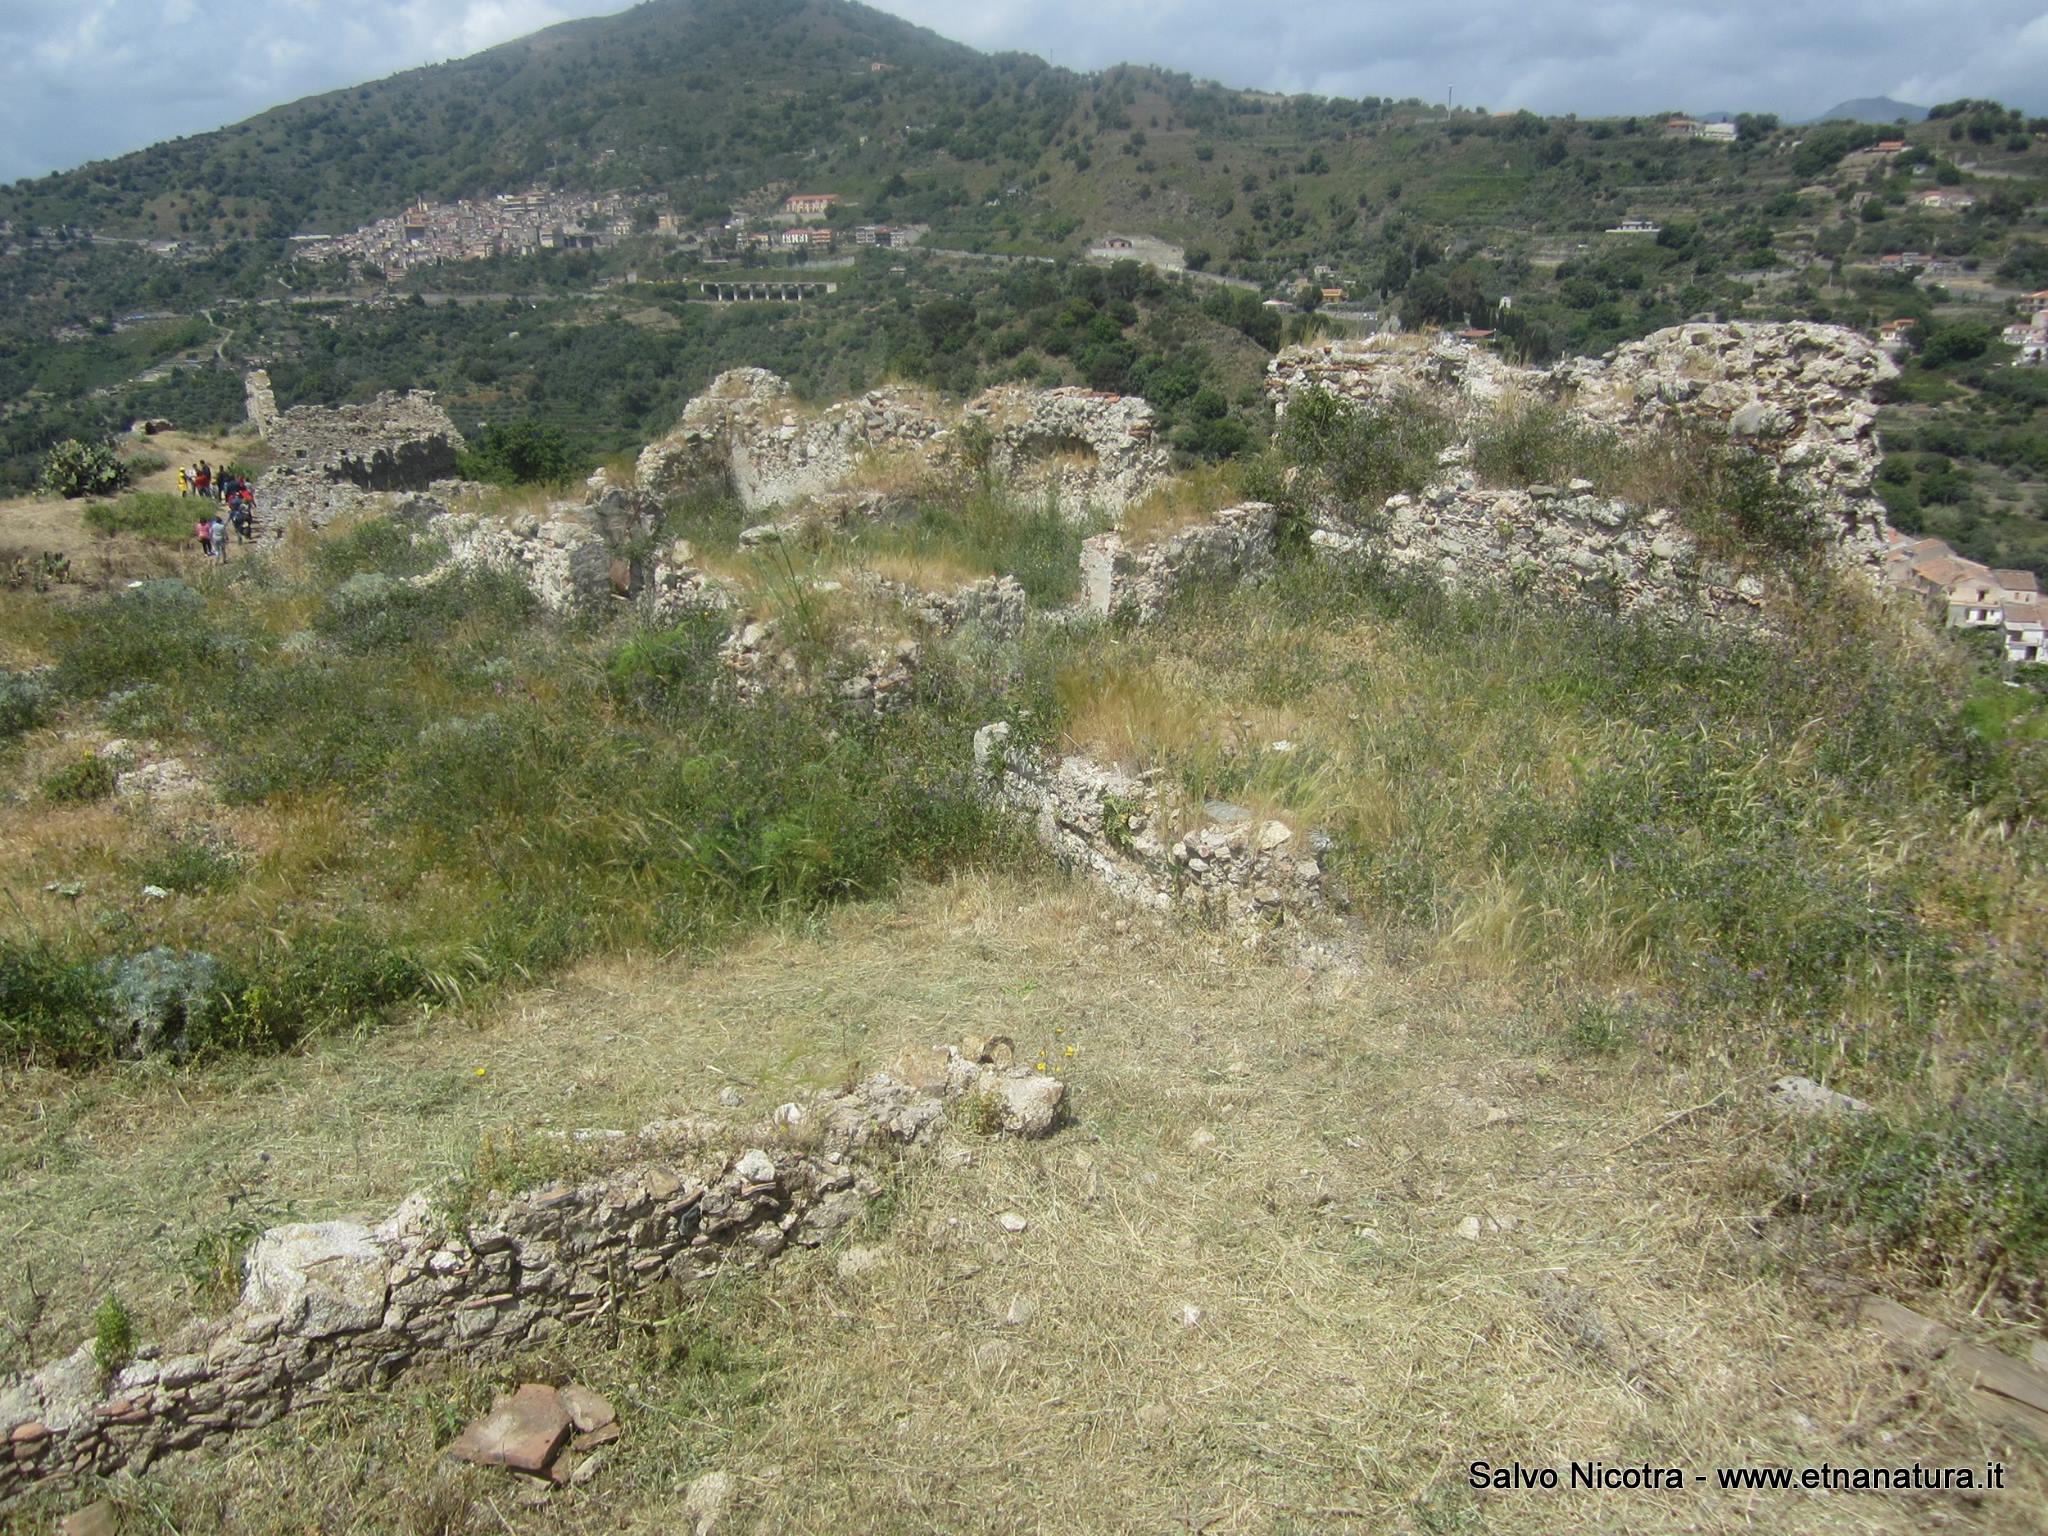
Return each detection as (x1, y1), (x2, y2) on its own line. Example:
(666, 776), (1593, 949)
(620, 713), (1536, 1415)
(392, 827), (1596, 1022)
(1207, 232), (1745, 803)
(635, 367), (1173, 519)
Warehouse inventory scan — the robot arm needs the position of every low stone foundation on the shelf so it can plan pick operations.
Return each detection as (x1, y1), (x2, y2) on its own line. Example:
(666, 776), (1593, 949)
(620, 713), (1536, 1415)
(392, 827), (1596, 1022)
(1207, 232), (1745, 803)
(973, 723), (1329, 934)
(0, 1050), (1062, 1503)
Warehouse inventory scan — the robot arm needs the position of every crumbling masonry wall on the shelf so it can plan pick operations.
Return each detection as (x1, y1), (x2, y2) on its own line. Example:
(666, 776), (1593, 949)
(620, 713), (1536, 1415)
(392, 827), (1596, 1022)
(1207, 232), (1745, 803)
(1265, 322), (1900, 624)
(1081, 503), (1280, 623)
(635, 368), (1172, 521)
(254, 387), (467, 531)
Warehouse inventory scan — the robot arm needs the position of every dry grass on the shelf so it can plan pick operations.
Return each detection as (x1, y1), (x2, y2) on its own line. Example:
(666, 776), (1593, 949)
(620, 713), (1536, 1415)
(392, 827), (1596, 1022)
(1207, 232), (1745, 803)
(1118, 462), (1244, 547)
(861, 547), (995, 591)
(845, 448), (939, 499)
(6, 871), (2042, 1532)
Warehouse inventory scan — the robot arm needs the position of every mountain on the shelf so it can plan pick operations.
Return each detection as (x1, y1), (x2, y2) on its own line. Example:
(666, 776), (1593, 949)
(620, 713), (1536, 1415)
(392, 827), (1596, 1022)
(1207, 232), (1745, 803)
(1803, 96), (1927, 124)
(0, 0), (1008, 238)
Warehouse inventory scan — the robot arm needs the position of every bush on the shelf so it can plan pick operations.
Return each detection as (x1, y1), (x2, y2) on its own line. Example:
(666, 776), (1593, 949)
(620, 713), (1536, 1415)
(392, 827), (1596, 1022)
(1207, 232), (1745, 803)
(1802, 1095), (2048, 1295)
(0, 939), (111, 1063)
(0, 669), (51, 741)
(92, 1294), (135, 1374)
(1275, 387), (1452, 508)
(52, 581), (215, 699)
(38, 438), (128, 499)
(40, 752), (117, 803)
(457, 420), (574, 486)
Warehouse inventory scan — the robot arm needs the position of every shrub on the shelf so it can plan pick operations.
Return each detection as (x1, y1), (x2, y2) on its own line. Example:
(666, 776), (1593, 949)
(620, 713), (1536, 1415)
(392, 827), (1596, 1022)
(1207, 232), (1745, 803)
(1801, 1095), (2048, 1295)
(0, 669), (51, 741)
(38, 438), (128, 499)
(52, 581), (214, 699)
(1274, 386), (1453, 508)
(40, 752), (117, 803)
(92, 1294), (135, 1374)
(131, 832), (242, 894)
(457, 421), (574, 486)
(0, 939), (111, 1063)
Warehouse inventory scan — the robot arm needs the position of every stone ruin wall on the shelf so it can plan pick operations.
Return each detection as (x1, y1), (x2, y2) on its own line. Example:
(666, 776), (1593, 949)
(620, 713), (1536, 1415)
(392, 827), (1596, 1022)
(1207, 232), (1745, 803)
(634, 368), (1173, 522)
(1264, 321), (1901, 623)
(0, 1051), (1063, 1503)
(1080, 503), (1281, 624)
(242, 369), (280, 437)
(254, 386), (468, 531)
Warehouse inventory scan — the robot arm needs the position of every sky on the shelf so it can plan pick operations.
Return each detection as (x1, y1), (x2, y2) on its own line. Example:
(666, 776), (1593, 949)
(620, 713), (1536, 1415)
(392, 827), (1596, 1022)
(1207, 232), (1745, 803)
(3, 0), (2047, 185)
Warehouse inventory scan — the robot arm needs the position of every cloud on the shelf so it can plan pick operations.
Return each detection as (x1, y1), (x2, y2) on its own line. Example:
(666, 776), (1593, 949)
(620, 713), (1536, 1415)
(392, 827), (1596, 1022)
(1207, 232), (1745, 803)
(1, 0), (2043, 186)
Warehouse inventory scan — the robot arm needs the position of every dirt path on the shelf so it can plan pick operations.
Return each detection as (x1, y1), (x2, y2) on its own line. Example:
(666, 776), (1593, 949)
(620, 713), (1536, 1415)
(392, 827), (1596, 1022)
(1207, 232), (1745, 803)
(3, 873), (2041, 1533)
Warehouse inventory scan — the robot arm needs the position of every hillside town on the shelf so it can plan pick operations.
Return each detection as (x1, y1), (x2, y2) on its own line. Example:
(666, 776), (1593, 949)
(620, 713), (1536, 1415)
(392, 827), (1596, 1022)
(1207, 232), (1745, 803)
(289, 188), (655, 278)
(287, 186), (927, 280)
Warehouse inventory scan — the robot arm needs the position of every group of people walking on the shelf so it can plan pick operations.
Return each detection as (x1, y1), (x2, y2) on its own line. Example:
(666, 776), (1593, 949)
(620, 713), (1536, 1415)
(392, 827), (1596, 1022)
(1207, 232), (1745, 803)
(176, 459), (257, 560)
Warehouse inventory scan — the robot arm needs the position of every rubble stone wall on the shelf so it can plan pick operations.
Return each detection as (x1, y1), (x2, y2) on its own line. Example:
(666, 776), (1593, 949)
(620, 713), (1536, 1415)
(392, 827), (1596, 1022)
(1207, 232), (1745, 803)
(636, 369), (1171, 521)
(1081, 503), (1280, 623)
(1366, 475), (1773, 630)
(242, 370), (279, 436)
(1269, 323), (1895, 521)
(423, 511), (616, 618)
(0, 1055), (1061, 1503)
(255, 390), (467, 532)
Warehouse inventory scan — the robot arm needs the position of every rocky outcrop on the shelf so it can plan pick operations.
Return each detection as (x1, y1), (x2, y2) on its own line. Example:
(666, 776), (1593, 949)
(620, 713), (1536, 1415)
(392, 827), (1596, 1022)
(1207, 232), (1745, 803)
(974, 723), (1329, 934)
(1081, 503), (1280, 623)
(0, 1050), (1062, 1503)
(255, 392), (466, 531)
(636, 369), (1171, 522)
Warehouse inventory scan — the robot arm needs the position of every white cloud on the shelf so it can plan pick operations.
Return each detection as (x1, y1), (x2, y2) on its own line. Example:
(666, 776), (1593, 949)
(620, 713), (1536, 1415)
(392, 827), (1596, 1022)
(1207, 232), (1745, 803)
(0, 0), (2043, 186)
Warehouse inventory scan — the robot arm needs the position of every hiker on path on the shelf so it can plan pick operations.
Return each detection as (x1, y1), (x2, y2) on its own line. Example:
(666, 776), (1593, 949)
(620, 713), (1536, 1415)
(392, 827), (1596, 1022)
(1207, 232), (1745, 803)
(194, 462), (211, 500)
(177, 466), (190, 497)
(230, 495), (254, 542)
(195, 516), (213, 558)
(210, 513), (228, 563)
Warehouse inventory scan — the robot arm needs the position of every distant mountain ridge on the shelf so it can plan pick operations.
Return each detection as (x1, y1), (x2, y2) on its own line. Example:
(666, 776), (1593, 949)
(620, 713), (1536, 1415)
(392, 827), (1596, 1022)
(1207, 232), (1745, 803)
(1804, 96), (1927, 125)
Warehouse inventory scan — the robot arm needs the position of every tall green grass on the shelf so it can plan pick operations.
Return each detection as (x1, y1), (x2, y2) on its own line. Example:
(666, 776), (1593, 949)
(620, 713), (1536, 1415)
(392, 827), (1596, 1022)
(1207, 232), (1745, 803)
(81, 492), (198, 543)
(0, 519), (1003, 1067)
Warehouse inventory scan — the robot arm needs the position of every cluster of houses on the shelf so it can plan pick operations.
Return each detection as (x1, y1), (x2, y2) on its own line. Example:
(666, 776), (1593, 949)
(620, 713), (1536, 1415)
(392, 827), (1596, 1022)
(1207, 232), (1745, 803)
(292, 190), (651, 278)
(721, 193), (920, 256)
(1885, 533), (2048, 664)
(2000, 291), (2048, 366)
(1663, 118), (1739, 142)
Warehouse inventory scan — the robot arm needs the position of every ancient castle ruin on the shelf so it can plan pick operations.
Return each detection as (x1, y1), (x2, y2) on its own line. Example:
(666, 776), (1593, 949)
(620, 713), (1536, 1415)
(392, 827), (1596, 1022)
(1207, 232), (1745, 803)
(635, 367), (1172, 521)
